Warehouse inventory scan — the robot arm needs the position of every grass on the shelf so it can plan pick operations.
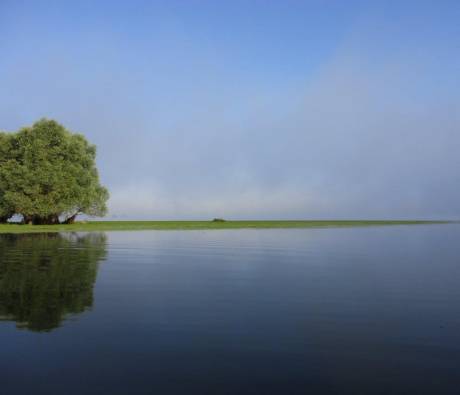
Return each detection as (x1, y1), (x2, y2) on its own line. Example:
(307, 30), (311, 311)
(0, 220), (451, 234)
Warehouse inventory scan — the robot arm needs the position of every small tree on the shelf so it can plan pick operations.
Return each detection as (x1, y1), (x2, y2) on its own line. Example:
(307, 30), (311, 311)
(0, 119), (109, 224)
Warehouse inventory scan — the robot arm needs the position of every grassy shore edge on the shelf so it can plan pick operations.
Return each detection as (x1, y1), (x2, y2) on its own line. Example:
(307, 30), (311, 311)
(0, 220), (451, 234)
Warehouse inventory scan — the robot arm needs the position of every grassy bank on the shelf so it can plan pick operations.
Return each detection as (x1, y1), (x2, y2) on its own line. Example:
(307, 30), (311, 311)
(0, 220), (450, 234)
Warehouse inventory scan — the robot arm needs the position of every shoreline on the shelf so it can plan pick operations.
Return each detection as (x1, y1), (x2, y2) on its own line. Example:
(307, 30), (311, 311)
(0, 220), (452, 234)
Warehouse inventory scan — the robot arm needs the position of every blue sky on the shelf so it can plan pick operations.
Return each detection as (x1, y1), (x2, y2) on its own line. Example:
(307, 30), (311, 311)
(1, 1), (459, 219)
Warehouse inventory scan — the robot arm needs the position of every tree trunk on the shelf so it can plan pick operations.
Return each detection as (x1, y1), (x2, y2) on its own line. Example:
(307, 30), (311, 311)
(32, 216), (43, 225)
(47, 214), (60, 224)
(22, 215), (61, 225)
(20, 213), (64, 225)
(64, 213), (78, 224)
(22, 215), (33, 225)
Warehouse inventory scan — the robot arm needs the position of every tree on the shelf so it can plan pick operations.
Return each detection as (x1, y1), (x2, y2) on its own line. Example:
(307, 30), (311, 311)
(0, 119), (109, 224)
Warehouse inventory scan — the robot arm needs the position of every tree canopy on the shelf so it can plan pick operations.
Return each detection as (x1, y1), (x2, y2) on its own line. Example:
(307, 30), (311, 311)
(0, 119), (109, 224)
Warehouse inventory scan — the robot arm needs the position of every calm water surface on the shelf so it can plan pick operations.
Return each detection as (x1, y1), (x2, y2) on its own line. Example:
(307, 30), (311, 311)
(1, 225), (460, 394)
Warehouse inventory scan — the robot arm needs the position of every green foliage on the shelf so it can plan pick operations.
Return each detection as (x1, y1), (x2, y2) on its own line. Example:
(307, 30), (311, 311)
(0, 220), (449, 234)
(0, 233), (107, 331)
(0, 119), (109, 224)
(0, 132), (15, 222)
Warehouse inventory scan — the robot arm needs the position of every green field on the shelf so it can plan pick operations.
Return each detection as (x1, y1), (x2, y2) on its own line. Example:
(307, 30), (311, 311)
(0, 220), (450, 234)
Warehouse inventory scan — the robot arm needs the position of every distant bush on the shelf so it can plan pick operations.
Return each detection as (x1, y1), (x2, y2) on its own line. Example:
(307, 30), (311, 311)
(212, 218), (226, 222)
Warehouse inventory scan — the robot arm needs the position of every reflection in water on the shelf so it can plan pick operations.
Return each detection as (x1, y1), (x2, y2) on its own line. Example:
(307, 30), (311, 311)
(1, 227), (460, 393)
(0, 232), (107, 332)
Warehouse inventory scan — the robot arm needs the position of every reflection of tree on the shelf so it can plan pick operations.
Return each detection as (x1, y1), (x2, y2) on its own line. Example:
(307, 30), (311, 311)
(0, 232), (107, 332)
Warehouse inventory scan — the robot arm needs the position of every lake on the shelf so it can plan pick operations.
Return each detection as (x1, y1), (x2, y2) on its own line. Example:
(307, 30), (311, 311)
(1, 225), (460, 394)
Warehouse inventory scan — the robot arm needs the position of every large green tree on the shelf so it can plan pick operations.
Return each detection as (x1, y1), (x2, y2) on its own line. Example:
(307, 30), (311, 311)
(0, 119), (109, 224)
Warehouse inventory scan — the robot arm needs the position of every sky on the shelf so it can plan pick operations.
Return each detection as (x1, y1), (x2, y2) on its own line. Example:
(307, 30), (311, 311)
(1, 0), (459, 220)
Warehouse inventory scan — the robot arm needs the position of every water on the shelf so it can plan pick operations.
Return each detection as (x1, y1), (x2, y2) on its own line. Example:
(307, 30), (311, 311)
(1, 225), (460, 394)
